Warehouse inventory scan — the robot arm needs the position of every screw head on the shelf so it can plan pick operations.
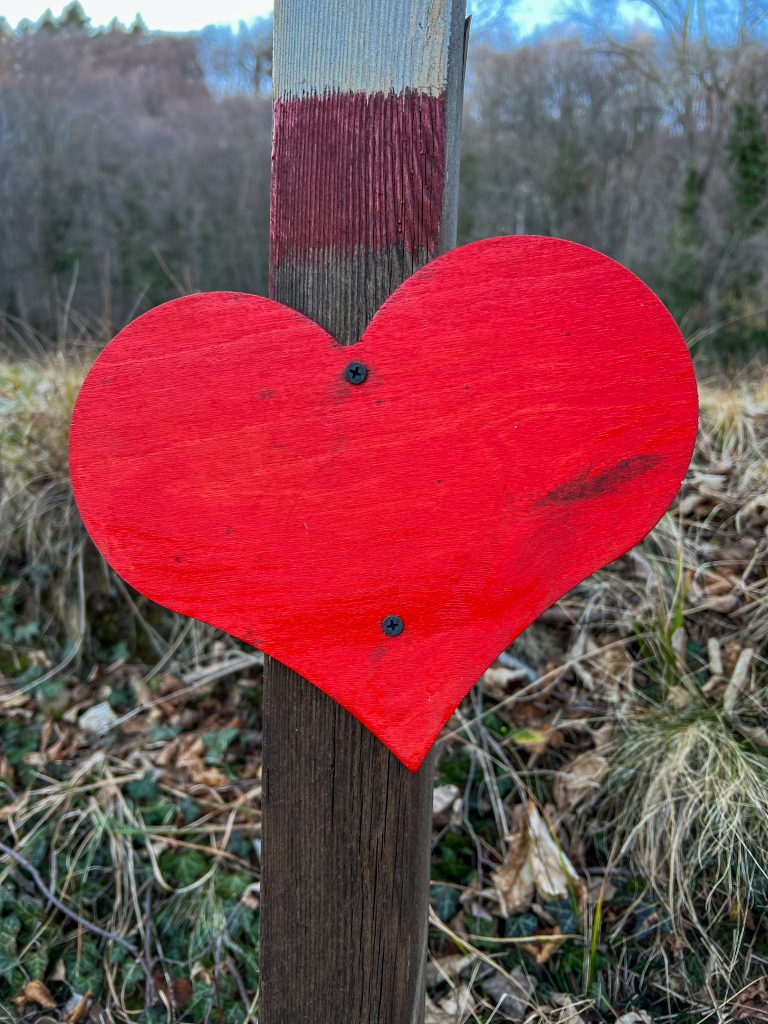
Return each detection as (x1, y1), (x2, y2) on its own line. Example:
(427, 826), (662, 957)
(344, 361), (368, 385)
(381, 615), (404, 637)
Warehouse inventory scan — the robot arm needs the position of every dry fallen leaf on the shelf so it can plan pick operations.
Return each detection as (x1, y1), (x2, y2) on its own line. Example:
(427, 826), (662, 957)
(432, 983), (474, 1022)
(482, 664), (530, 699)
(707, 636), (724, 678)
(128, 670), (163, 726)
(152, 971), (193, 1010)
(492, 807), (535, 915)
(544, 993), (590, 1024)
(492, 802), (580, 916)
(79, 700), (118, 735)
(592, 723), (614, 749)
(723, 648), (754, 714)
(14, 980), (58, 1010)
(192, 766), (230, 788)
(425, 985), (475, 1024)
(526, 803), (580, 901)
(154, 734), (231, 787)
(481, 966), (535, 1021)
(65, 990), (92, 1024)
(554, 750), (608, 810)
(432, 784), (460, 819)
(0, 685), (32, 713)
(731, 976), (768, 1022)
(423, 995), (448, 1024)
(425, 953), (472, 987)
(521, 926), (565, 964)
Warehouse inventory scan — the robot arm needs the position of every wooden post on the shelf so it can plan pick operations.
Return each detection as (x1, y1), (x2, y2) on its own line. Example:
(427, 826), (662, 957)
(261, 3), (468, 1022)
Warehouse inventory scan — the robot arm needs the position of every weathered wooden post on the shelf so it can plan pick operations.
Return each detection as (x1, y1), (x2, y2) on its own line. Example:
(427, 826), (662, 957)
(261, 4), (468, 1021)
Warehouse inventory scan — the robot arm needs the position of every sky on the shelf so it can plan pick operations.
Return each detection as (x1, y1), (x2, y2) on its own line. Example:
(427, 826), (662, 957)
(1, 0), (593, 36)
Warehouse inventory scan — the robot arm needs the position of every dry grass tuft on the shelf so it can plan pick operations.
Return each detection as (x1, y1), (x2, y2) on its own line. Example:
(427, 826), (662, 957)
(0, 355), (84, 571)
(604, 700), (768, 964)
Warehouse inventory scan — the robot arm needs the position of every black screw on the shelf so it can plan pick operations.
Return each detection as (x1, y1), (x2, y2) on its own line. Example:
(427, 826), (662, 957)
(344, 361), (368, 385)
(382, 615), (404, 637)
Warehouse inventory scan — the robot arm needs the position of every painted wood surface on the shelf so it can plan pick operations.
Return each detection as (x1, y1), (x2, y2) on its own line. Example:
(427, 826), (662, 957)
(270, 0), (466, 343)
(272, 92), (448, 265)
(69, 235), (698, 770)
(272, 0), (452, 99)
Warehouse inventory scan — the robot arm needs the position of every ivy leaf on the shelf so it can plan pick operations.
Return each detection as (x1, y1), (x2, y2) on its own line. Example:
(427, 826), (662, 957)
(202, 728), (240, 765)
(126, 772), (158, 803)
(160, 849), (210, 887)
(431, 884), (460, 923)
(23, 948), (50, 981)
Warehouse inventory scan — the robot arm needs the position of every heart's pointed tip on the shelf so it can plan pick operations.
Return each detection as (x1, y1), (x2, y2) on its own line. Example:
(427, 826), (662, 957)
(381, 732), (438, 773)
(397, 749), (428, 773)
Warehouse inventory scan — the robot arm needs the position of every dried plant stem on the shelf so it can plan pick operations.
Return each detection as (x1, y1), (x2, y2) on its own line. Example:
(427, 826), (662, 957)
(0, 838), (149, 975)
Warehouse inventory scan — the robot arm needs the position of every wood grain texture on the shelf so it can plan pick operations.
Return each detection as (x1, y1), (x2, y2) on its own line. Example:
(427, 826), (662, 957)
(261, 660), (435, 1023)
(267, 3), (464, 1022)
(273, 0), (452, 99)
(271, 92), (448, 266)
(68, 237), (698, 769)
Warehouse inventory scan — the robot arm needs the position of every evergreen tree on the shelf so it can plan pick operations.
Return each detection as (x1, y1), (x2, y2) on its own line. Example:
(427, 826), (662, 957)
(58, 1), (90, 33)
(36, 8), (58, 34)
(129, 12), (148, 35)
(716, 99), (768, 355)
(727, 101), (768, 227)
(663, 166), (705, 324)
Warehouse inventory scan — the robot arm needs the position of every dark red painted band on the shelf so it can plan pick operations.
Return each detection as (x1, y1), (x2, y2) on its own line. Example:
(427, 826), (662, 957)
(271, 90), (447, 266)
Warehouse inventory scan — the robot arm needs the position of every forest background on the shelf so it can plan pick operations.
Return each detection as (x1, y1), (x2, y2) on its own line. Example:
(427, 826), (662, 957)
(1, 0), (767, 360)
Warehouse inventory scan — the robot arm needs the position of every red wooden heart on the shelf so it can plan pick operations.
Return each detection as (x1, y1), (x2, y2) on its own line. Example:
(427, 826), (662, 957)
(69, 236), (697, 769)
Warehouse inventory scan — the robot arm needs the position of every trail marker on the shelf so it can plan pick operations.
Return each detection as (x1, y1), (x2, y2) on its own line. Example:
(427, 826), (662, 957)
(70, 238), (697, 768)
(69, 2), (697, 1021)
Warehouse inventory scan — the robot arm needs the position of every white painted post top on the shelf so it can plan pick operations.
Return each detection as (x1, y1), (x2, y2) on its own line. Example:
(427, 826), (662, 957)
(273, 0), (452, 99)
